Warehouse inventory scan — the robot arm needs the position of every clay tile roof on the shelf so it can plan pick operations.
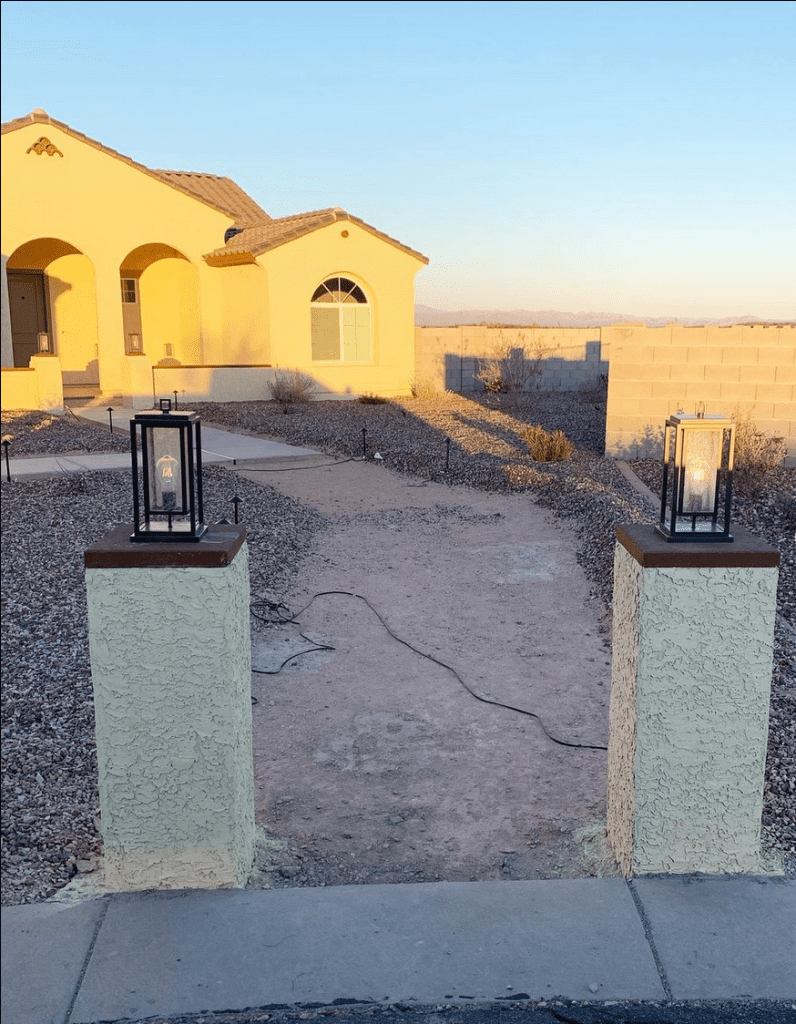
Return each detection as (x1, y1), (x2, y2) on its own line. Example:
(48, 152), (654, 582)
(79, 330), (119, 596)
(204, 207), (428, 265)
(153, 171), (270, 227)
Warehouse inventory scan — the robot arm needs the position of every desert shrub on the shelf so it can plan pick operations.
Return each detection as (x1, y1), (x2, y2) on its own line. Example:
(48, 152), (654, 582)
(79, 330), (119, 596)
(474, 333), (550, 409)
(267, 370), (317, 413)
(358, 393), (388, 405)
(410, 375), (439, 399)
(520, 424), (574, 462)
(732, 406), (787, 492)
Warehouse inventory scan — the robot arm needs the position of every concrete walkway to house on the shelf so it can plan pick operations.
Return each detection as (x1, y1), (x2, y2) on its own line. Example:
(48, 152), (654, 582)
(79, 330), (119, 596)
(4, 404), (321, 479)
(2, 408), (794, 1021)
(2, 877), (794, 1022)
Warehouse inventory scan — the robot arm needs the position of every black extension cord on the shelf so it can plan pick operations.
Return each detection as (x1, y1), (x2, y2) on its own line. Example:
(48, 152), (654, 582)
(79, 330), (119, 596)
(250, 590), (608, 752)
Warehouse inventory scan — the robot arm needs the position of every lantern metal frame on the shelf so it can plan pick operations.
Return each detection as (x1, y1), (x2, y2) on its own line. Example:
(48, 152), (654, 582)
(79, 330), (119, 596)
(656, 412), (735, 543)
(130, 400), (206, 542)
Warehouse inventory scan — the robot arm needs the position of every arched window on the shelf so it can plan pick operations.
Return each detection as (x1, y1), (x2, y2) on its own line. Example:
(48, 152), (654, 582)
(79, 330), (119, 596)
(310, 276), (371, 362)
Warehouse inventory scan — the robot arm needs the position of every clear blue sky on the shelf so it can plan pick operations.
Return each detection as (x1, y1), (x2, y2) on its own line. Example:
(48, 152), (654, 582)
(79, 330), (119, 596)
(2, 0), (794, 319)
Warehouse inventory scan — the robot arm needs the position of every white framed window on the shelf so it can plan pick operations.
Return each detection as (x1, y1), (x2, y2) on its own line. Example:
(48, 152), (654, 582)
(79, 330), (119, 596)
(121, 278), (138, 303)
(311, 277), (371, 362)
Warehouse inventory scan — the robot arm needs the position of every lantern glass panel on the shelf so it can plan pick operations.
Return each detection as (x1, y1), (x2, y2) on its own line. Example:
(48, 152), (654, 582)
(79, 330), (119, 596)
(147, 428), (185, 515)
(682, 428), (721, 513)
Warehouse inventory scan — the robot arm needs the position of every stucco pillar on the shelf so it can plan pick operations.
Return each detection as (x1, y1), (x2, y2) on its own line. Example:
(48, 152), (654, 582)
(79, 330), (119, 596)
(1, 255), (13, 368)
(607, 524), (779, 876)
(84, 525), (255, 891)
(29, 353), (64, 412)
(121, 353), (154, 408)
(92, 261), (127, 397)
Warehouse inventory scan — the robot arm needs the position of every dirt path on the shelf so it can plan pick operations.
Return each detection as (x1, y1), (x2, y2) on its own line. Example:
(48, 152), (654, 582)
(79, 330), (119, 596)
(239, 459), (619, 887)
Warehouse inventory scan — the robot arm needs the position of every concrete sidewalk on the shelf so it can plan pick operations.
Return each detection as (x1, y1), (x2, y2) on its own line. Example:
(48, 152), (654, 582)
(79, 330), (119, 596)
(2, 876), (794, 1023)
(5, 405), (321, 479)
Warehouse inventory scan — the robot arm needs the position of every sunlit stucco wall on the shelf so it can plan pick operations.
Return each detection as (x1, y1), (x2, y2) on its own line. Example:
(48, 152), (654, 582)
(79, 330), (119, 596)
(46, 253), (99, 380)
(220, 262), (270, 365)
(139, 257), (202, 366)
(1, 119), (233, 392)
(261, 220), (424, 397)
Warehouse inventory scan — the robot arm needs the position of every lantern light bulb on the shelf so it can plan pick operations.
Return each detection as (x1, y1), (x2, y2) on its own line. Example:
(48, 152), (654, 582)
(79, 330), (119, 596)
(156, 454), (178, 510)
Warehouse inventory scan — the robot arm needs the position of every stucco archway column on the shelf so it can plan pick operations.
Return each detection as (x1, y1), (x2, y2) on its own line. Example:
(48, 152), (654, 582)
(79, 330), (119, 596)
(1, 255), (12, 367)
(92, 259), (130, 397)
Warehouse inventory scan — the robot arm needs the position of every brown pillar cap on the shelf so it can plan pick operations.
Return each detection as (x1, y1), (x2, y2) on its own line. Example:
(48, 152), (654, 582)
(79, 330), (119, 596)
(616, 524), (780, 568)
(84, 524), (246, 569)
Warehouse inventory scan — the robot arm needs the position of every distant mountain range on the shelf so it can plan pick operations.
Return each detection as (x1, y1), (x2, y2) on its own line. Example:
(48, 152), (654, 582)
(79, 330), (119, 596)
(414, 305), (784, 328)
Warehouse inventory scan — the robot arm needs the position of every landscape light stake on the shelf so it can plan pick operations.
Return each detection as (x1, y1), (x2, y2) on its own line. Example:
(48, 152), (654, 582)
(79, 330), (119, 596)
(173, 391), (179, 410)
(445, 436), (451, 471)
(361, 427), (367, 459)
(232, 495), (241, 524)
(107, 407), (114, 434)
(3, 440), (10, 482)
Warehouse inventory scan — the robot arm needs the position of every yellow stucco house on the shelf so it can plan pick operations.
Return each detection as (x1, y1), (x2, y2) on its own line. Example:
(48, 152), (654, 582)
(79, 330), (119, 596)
(1, 110), (427, 410)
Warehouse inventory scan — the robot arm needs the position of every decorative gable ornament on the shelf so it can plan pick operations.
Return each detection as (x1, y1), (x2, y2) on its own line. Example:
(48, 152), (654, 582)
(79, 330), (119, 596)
(26, 136), (63, 157)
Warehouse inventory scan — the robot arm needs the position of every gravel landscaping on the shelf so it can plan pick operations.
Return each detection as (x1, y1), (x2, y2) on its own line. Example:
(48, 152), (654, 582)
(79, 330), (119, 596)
(1, 393), (793, 905)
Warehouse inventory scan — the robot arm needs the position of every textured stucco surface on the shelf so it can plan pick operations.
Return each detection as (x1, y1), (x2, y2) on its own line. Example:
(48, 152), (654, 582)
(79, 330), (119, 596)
(608, 542), (778, 875)
(606, 544), (641, 876)
(85, 544), (255, 889)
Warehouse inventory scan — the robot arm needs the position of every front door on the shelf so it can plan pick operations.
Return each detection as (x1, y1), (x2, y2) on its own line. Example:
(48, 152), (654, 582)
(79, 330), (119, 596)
(8, 272), (48, 367)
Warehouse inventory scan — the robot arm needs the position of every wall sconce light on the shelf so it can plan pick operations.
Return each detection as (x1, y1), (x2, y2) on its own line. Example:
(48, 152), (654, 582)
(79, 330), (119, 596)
(127, 333), (143, 355)
(131, 399), (206, 542)
(656, 410), (735, 542)
(37, 332), (51, 353)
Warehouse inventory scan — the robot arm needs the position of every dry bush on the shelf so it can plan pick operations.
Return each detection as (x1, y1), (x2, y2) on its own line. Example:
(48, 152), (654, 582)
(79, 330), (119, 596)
(732, 406), (787, 492)
(409, 375), (439, 399)
(474, 333), (550, 409)
(357, 393), (388, 405)
(267, 370), (317, 413)
(521, 424), (574, 462)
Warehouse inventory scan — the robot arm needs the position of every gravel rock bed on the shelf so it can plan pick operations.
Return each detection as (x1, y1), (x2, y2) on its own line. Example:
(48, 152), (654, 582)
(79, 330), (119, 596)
(1, 392), (793, 904)
(1, 409), (133, 456)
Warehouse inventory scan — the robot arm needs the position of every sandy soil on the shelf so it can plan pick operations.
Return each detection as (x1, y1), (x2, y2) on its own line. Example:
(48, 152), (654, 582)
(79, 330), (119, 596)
(241, 458), (620, 888)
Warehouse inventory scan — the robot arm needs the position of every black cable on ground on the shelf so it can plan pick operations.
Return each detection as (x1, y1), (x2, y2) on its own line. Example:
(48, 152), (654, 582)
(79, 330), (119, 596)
(251, 590), (608, 752)
(249, 599), (337, 704)
(240, 456), (357, 473)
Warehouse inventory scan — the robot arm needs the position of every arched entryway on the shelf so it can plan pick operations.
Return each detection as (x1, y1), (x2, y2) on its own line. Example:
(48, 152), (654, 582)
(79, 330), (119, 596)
(119, 244), (201, 366)
(6, 239), (98, 386)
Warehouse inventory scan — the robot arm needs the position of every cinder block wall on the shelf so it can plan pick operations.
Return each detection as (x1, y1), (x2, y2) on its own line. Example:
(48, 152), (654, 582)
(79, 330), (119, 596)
(414, 327), (608, 393)
(604, 324), (796, 458)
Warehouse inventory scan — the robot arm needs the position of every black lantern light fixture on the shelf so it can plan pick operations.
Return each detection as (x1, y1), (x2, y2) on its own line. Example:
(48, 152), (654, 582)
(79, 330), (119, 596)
(656, 409), (735, 542)
(131, 399), (206, 542)
(37, 332), (51, 353)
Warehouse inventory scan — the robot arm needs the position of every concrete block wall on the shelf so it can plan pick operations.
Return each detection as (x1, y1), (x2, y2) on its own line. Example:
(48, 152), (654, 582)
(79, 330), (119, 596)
(604, 325), (796, 458)
(414, 327), (608, 394)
